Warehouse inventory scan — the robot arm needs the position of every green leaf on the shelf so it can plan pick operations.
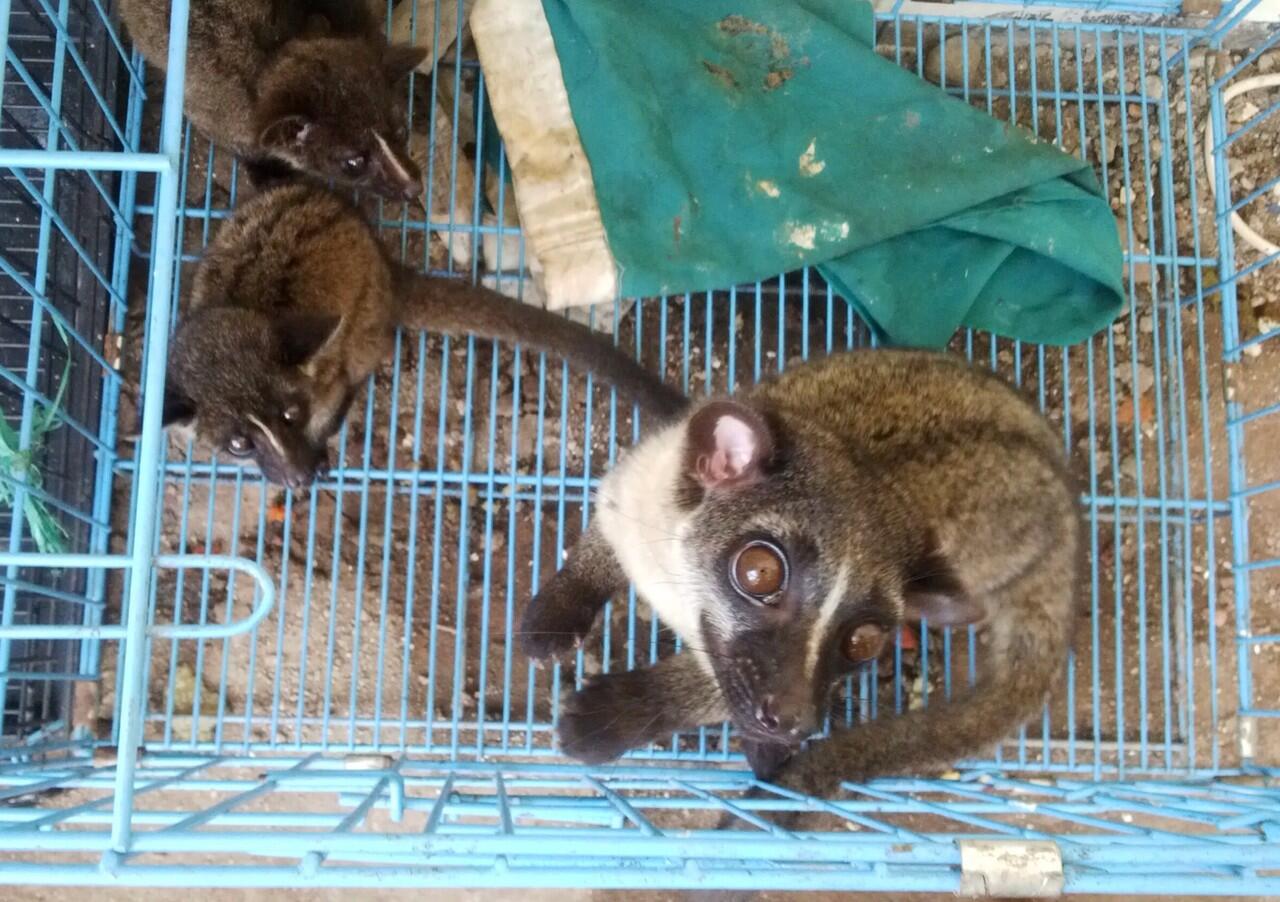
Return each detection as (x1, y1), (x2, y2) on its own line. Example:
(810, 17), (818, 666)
(0, 321), (74, 555)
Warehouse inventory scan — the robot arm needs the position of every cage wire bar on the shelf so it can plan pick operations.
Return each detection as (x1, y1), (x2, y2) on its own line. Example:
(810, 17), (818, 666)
(1, 0), (1279, 892)
(1, 0), (147, 753)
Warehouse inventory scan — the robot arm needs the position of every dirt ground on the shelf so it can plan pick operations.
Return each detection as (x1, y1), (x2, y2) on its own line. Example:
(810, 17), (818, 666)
(8, 3), (1280, 899)
(96, 16), (1280, 775)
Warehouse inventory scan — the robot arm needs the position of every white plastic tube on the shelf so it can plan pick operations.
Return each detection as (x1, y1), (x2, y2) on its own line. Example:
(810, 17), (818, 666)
(1204, 74), (1280, 258)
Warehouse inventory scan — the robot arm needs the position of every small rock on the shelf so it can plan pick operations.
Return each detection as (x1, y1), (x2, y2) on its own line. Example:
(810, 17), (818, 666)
(1139, 313), (1154, 333)
(924, 32), (985, 87)
(1070, 392), (1090, 423)
(1134, 362), (1155, 396)
(172, 662), (200, 713)
(516, 428), (538, 461)
(1182, 0), (1219, 15)
(880, 19), (922, 50)
(1129, 261), (1159, 290)
(1133, 219), (1150, 247)
(1231, 100), (1260, 123)
(1102, 133), (1120, 163)
(1144, 74), (1164, 101)
(494, 390), (517, 417)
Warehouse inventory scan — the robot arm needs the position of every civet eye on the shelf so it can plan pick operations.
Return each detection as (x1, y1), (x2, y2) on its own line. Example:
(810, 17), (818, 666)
(842, 623), (887, 664)
(340, 154), (368, 177)
(227, 435), (253, 456)
(282, 404), (303, 423)
(730, 541), (787, 602)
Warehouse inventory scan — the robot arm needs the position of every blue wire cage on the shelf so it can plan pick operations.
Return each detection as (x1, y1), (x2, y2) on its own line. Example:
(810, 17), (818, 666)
(1, 0), (1279, 892)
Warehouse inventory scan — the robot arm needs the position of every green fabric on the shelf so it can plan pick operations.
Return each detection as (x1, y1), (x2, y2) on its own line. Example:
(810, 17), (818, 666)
(539, 0), (1123, 347)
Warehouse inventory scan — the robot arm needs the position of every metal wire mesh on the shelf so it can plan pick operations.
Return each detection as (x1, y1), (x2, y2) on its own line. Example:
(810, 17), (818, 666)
(124, 14), (1255, 775)
(0, 0), (1278, 892)
(0, 0), (130, 741)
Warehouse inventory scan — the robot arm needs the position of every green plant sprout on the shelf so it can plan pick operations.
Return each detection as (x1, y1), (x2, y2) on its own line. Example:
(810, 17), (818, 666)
(0, 322), (73, 555)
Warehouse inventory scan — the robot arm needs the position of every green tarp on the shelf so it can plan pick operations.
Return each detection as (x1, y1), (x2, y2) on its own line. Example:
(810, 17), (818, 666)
(540, 0), (1123, 347)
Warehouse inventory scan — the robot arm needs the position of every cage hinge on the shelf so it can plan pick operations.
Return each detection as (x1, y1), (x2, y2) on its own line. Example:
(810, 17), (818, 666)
(958, 840), (1064, 898)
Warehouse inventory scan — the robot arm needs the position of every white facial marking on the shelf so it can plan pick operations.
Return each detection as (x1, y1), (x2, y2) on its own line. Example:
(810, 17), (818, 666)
(597, 420), (711, 671)
(372, 131), (413, 184)
(806, 561), (850, 680)
(247, 413), (286, 461)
